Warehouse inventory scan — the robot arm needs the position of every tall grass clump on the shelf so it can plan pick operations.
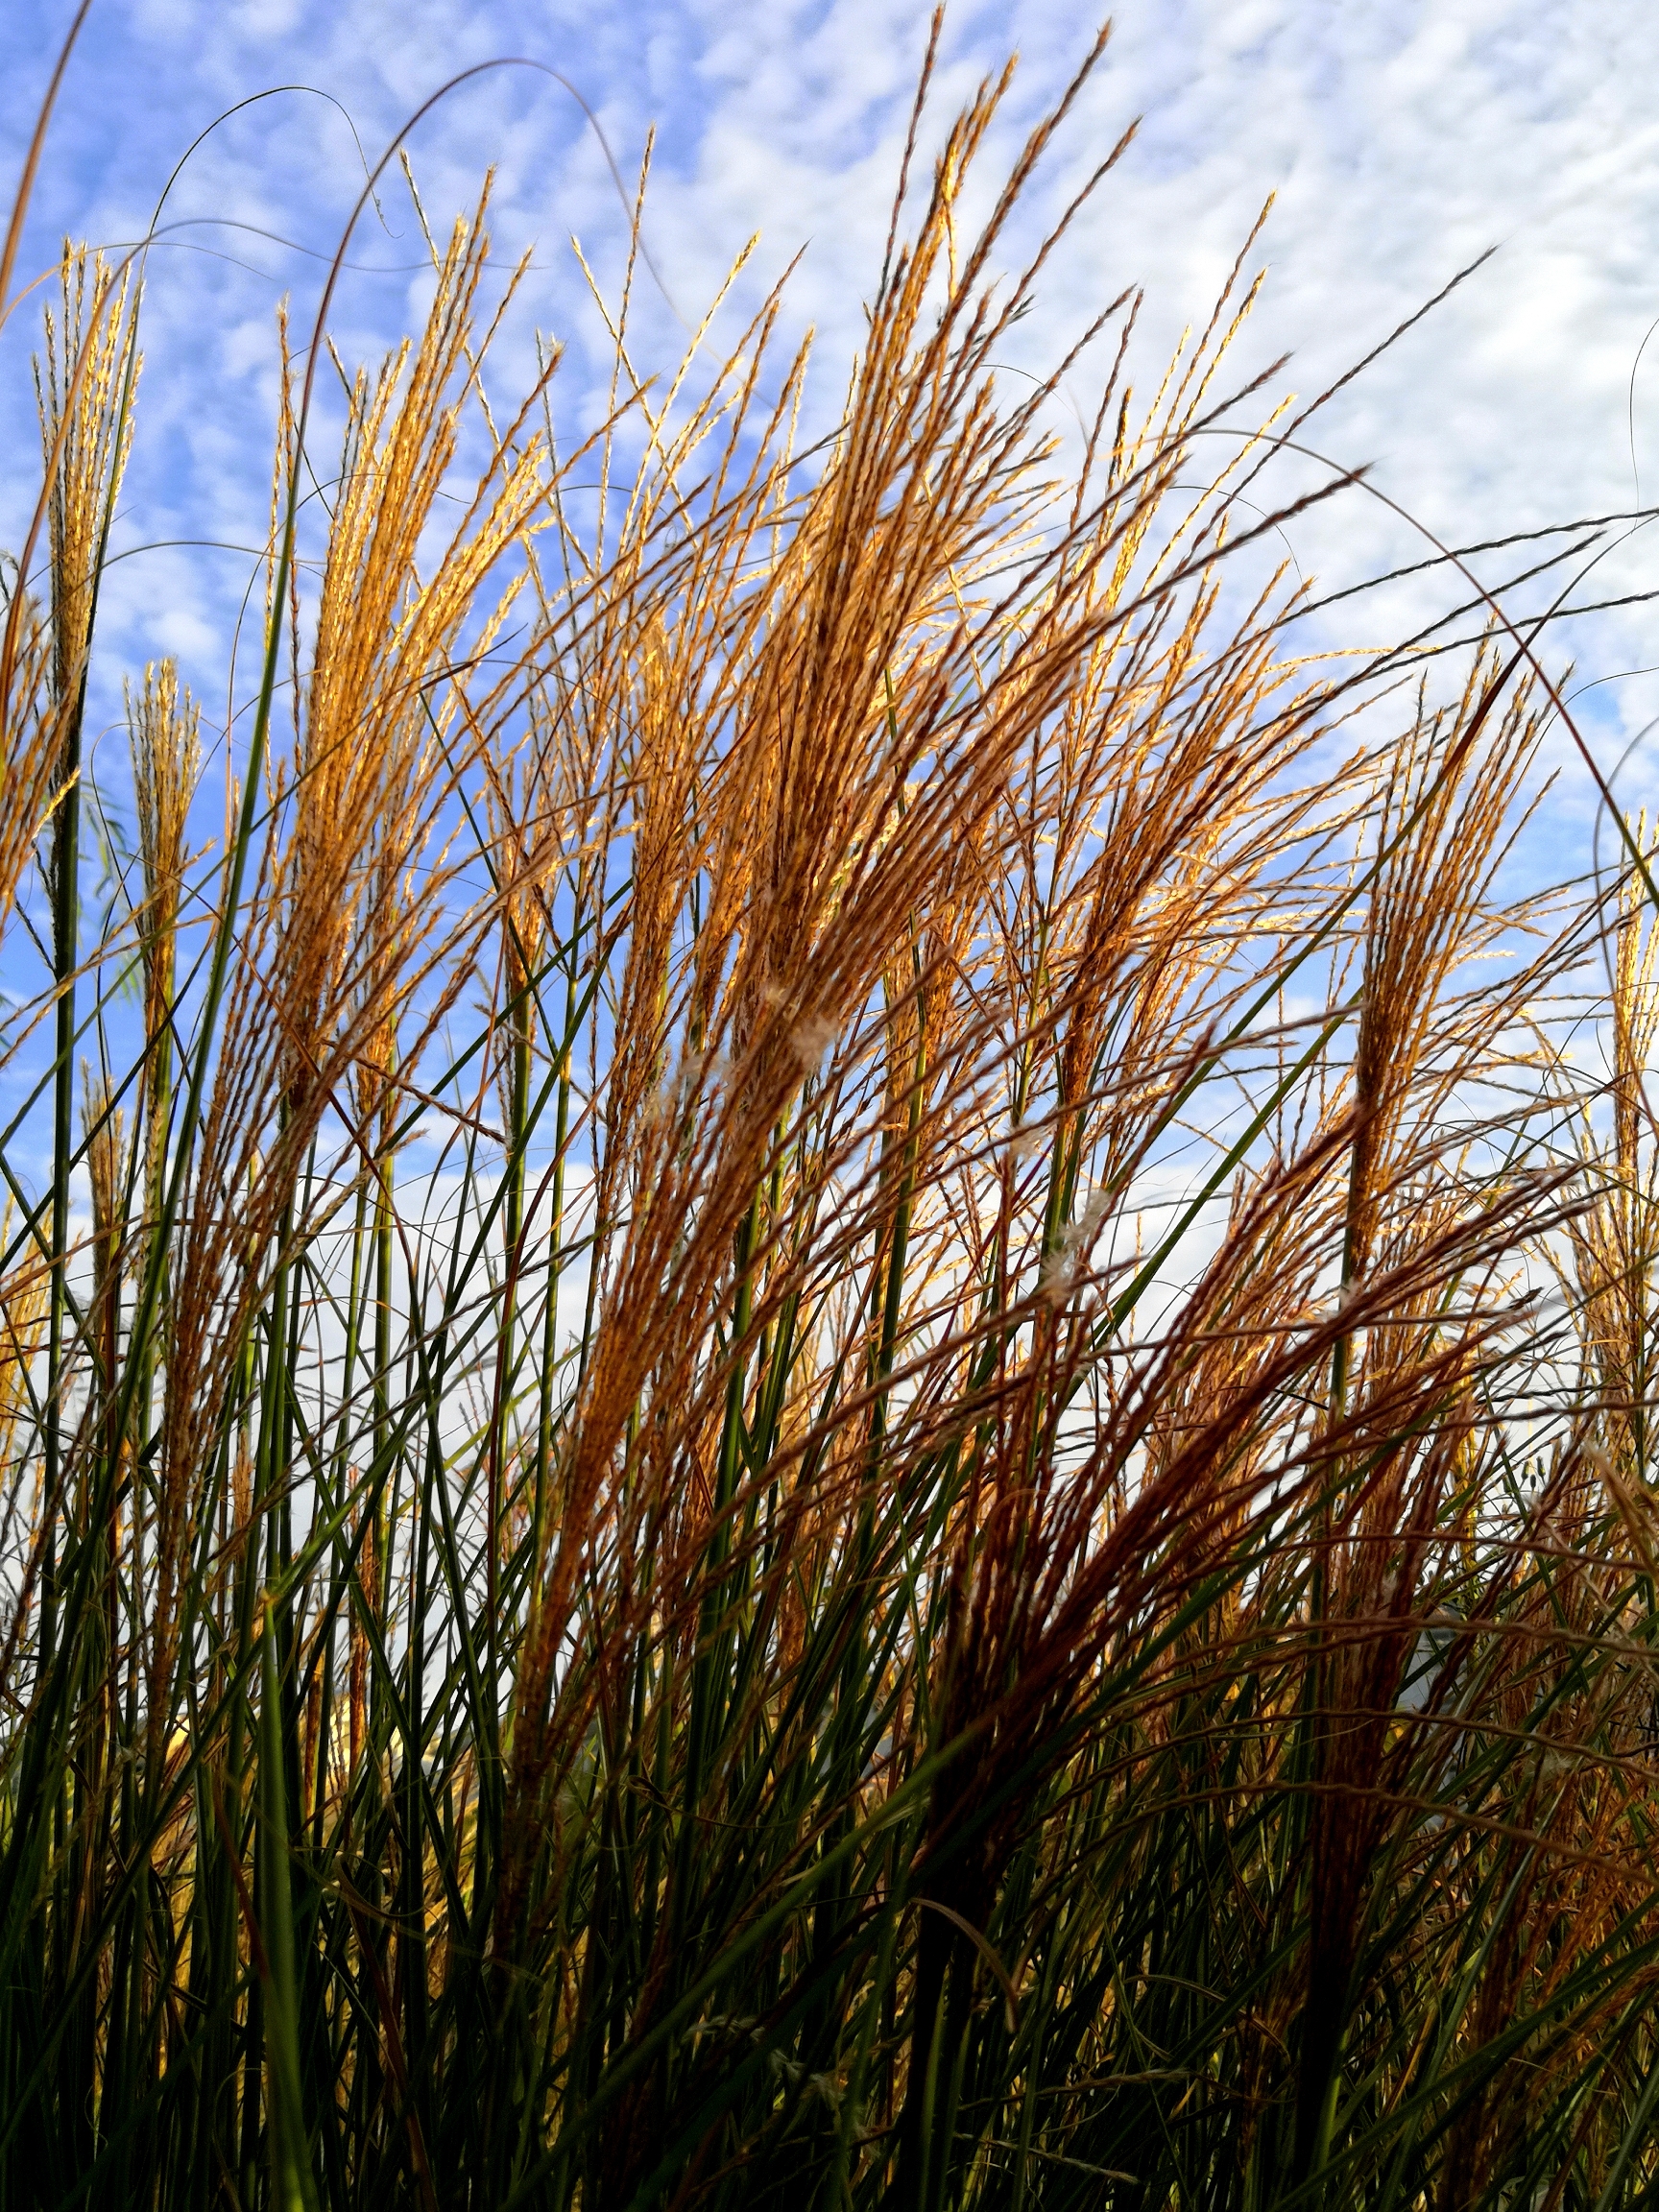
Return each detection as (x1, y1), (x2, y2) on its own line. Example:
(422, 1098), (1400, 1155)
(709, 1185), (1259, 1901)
(6, 18), (1659, 2208)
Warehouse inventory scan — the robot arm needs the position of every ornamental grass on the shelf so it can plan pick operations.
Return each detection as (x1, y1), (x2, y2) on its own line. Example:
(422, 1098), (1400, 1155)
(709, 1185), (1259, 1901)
(5, 15), (1659, 2209)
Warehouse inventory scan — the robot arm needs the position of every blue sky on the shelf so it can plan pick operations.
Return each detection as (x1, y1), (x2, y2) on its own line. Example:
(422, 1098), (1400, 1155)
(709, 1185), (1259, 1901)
(8, 0), (1659, 852)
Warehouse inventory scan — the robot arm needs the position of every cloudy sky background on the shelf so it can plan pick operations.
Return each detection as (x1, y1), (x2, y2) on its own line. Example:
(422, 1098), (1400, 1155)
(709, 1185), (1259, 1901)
(7, 0), (1659, 879)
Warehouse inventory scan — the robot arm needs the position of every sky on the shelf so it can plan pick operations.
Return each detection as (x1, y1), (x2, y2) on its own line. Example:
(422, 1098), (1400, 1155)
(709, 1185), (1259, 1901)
(7, 0), (1659, 871)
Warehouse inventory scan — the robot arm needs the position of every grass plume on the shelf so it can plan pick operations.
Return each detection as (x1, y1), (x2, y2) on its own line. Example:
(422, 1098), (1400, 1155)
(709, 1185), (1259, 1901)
(3, 21), (1659, 2212)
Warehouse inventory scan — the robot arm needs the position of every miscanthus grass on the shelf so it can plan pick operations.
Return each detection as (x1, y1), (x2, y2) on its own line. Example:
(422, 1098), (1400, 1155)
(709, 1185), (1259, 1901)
(6, 17), (1659, 2209)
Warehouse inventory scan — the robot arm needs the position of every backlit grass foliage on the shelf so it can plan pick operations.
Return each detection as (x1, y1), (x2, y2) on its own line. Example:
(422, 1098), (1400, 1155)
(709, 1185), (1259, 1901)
(7, 19), (1659, 2209)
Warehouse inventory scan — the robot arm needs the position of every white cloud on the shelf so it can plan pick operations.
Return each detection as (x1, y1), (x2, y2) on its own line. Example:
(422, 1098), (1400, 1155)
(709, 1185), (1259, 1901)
(5, 0), (1659, 862)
